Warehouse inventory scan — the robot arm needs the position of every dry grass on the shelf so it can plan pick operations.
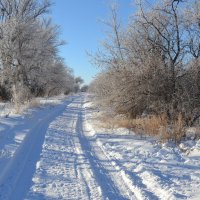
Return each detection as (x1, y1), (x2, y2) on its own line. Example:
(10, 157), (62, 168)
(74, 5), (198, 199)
(28, 98), (41, 108)
(13, 98), (41, 114)
(172, 114), (185, 143)
(99, 113), (186, 143)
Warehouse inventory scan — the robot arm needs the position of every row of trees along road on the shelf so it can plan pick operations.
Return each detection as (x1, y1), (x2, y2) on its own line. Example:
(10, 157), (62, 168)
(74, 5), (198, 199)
(0, 0), (76, 105)
(90, 0), (200, 137)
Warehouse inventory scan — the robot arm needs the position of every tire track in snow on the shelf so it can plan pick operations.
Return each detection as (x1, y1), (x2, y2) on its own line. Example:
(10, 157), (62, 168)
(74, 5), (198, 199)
(94, 137), (177, 200)
(26, 98), (103, 200)
(81, 95), (168, 200)
(77, 108), (133, 200)
(95, 139), (159, 200)
(139, 170), (176, 200)
(70, 100), (104, 200)
(0, 101), (69, 200)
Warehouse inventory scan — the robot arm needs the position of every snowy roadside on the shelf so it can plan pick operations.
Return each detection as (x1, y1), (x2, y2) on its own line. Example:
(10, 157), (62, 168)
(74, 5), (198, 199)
(0, 95), (67, 117)
(83, 94), (200, 200)
(0, 95), (69, 157)
(0, 95), (72, 199)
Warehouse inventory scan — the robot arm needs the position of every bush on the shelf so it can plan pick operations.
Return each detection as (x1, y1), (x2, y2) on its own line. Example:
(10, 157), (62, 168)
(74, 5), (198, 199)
(90, 0), (200, 143)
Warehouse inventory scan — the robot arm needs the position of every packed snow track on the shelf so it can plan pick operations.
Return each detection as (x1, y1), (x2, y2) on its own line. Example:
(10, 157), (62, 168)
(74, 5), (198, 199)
(0, 95), (136, 200)
(0, 94), (199, 200)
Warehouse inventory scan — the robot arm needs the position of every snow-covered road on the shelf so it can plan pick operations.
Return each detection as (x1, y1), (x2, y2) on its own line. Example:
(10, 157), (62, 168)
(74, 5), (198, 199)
(0, 94), (199, 200)
(25, 96), (103, 200)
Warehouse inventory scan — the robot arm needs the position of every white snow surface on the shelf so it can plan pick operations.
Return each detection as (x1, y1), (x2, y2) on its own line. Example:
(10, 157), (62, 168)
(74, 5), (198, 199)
(0, 94), (199, 200)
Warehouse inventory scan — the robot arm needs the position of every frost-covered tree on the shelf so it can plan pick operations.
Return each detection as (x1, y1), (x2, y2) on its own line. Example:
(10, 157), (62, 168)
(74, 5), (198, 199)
(73, 76), (84, 93)
(0, 0), (75, 104)
(90, 0), (200, 126)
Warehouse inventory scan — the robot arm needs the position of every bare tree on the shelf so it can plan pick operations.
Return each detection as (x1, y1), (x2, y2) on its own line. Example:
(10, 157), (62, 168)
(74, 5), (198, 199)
(90, 0), (200, 130)
(0, 0), (76, 104)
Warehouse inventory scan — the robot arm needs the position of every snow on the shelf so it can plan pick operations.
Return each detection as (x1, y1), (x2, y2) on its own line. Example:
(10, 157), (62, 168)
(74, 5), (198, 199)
(0, 93), (199, 199)
(83, 94), (200, 200)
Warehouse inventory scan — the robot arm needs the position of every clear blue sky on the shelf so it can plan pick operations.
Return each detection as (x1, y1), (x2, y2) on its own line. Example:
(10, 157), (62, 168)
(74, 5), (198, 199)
(51, 0), (135, 84)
